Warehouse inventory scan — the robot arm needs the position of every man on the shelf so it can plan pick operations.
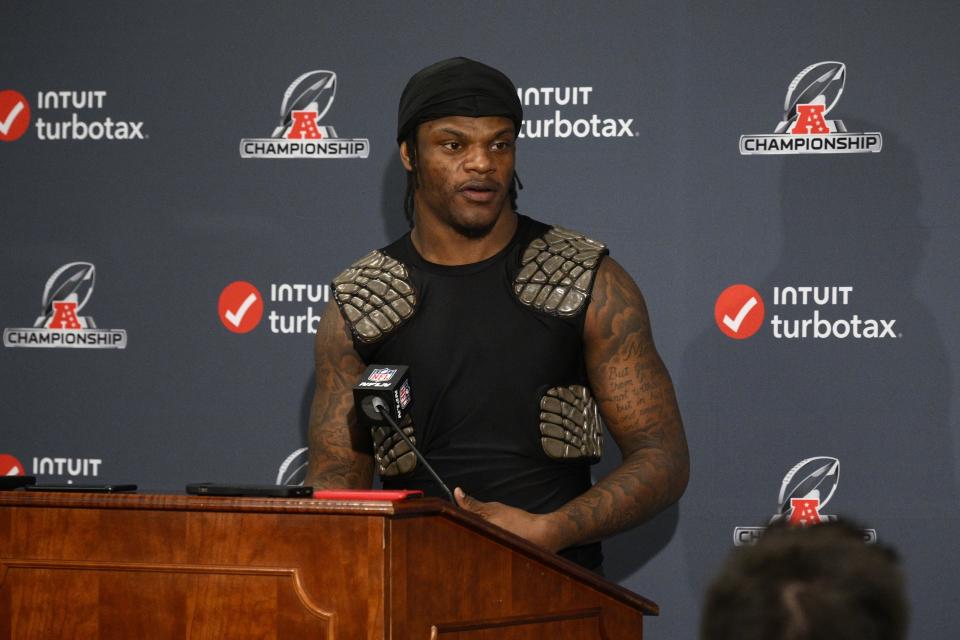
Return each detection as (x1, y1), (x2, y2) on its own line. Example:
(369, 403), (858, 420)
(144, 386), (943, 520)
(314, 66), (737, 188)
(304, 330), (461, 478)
(305, 57), (688, 571)
(702, 520), (908, 640)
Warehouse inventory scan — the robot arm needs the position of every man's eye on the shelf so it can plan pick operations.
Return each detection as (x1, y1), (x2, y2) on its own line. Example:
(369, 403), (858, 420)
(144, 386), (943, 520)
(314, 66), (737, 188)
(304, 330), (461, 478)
(492, 141), (513, 150)
(442, 141), (461, 151)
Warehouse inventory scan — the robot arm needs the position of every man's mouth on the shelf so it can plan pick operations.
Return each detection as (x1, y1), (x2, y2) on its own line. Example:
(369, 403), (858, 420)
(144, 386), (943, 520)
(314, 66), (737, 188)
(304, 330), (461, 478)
(459, 181), (499, 203)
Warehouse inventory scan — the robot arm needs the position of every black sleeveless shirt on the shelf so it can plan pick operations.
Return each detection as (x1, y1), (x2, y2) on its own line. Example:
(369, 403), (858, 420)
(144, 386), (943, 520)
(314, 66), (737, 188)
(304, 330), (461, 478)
(338, 214), (608, 569)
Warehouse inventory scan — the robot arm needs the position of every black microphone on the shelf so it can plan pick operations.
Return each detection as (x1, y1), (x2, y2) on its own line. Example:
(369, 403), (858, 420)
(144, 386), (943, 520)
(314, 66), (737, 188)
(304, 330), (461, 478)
(352, 365), (454, 503)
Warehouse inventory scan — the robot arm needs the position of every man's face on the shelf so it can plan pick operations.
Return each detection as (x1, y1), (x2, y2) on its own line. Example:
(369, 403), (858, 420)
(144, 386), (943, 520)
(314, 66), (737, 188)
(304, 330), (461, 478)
(401, 115), (516, 239)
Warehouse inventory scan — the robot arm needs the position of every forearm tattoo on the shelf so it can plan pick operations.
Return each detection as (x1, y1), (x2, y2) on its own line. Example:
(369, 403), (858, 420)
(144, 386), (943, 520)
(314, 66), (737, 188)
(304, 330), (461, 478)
(304, 301), (373, 489)
(553, 259), (689, 548)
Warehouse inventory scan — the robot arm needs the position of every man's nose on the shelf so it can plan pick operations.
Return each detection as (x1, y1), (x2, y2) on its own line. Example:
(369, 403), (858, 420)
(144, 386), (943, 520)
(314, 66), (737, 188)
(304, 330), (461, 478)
(463, 145), (495, 173)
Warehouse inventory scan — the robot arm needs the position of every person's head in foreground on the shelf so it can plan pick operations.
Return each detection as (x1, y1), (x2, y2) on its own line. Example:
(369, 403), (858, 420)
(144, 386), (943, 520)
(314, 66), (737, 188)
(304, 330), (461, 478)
(702, 519), (908, 640)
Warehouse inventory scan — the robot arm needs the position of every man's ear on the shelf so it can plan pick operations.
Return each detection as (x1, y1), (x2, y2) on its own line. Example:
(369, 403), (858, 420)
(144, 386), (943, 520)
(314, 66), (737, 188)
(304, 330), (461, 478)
(399, 141), (415, 172)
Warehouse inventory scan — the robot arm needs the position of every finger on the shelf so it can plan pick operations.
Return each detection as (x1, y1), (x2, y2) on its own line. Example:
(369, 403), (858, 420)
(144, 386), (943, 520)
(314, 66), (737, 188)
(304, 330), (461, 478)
(454, 487), (482, 513)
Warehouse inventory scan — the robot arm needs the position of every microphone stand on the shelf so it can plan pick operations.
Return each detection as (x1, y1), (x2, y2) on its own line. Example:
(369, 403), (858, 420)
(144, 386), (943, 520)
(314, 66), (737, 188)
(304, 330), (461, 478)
(375, 404), (454, 503)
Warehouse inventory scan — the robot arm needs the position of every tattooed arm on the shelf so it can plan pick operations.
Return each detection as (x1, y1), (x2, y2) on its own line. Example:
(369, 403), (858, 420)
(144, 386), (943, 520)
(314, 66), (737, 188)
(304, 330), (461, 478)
(303, 299), (374, 488)
(455, 258), (689, 551)
(544, 257), (689, 548)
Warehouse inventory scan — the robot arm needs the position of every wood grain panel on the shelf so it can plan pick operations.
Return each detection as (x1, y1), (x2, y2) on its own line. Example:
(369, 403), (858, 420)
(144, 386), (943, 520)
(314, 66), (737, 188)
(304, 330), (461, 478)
(0, 561), (333, 639)
(430, 609), (606, 639)
(0, 494), (656, 639)
(390, 515), (646, 638)
(0, 497), (386, 640)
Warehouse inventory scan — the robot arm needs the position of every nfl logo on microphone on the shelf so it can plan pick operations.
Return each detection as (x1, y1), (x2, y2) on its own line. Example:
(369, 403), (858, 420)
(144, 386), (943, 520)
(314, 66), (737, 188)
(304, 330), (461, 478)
(369, 368), (397, 383)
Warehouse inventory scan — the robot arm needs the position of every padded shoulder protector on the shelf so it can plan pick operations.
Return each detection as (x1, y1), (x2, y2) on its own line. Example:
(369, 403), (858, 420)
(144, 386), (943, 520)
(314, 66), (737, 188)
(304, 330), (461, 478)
(513, 226), (608, 316)
(332, 250), (417, 344)
(539, 385), (603, 461)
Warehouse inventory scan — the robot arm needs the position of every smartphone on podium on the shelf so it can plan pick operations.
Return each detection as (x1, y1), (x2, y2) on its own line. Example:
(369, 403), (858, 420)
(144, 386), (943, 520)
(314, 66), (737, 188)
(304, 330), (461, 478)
(25, 484), (137, 493)
(185, 483), (313, 498)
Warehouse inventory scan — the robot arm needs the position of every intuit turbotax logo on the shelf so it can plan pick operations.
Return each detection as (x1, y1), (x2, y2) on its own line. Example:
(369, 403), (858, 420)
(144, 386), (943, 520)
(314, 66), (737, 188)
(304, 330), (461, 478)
(1, 453), (27, 476)
(739, 61), (881, 155)
(515, 85), (637, 139)
(0, 88), (147, 142)
(218, 280), (331, 335)
(714, 284), (900, 341)
(2, 451), (104, 483)
(0, 90), (31, 141)
(240, 70), (369, 159)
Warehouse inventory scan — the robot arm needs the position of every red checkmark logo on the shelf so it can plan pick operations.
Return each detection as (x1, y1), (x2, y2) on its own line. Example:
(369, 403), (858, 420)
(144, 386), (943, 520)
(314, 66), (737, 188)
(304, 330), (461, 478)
(218, 281), (264, 334)
(715, 284), (765, 339)
(0, 90), (31, 142)
(0, 453), (26, 476)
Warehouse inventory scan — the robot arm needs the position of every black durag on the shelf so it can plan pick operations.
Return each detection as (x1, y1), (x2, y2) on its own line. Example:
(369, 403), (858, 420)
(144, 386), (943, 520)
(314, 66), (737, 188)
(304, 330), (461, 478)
(396, 57), (523, 143)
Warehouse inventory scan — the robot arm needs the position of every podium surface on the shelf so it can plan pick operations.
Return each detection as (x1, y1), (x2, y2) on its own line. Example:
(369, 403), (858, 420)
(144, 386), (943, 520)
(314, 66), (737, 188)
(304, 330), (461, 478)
(0, 492), (656, 638)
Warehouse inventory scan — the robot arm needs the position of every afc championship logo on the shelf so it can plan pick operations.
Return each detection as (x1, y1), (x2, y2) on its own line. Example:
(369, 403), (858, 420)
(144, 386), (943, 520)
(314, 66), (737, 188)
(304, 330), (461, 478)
(733, 457), (878, 546)
(240, 70), (370, 159)
(276, 447), (309, 486)
(3, 262), (127, 349)
(740, 61), (882, 155)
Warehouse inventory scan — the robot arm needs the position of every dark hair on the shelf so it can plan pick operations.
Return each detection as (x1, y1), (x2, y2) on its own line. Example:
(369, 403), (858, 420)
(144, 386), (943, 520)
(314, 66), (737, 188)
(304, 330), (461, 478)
(702, 519), (907, 640)
(401, 129), (522, 228)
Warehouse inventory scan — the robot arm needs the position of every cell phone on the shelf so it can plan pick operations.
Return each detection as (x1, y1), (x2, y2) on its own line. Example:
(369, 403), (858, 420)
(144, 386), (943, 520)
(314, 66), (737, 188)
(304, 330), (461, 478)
(25, 483), (138, 493)
(185, 483), (313, 498)
(0, 475), (37, 490)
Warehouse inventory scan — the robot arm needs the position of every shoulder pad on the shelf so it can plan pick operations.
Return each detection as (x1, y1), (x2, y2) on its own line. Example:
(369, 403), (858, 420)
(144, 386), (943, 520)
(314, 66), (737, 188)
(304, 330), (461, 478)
(371, 416), (417, 477)
(332, 250), (417, 343)
(513, 226), (607, 316)
(539, 385), (603, 461)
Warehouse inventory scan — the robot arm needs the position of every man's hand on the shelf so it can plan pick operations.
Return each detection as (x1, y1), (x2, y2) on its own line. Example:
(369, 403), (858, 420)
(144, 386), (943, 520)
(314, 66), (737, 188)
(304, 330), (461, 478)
(454, 487), (561, 552)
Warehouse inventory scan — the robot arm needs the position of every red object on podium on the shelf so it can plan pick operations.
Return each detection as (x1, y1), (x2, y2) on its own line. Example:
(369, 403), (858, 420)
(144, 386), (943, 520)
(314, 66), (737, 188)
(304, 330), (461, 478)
(313, 488), (424, 501)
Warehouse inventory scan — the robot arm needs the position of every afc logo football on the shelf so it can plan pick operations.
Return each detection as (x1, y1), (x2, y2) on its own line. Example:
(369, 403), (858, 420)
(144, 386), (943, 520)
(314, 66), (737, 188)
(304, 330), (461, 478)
(3, 262), (127, 349)
(240, 69), (369, 159)
(276, 447), (309, 486)
(37, 262), (97, 330)
(274, 70), (337, 140)
(733, 456), (878, 545)
(772, 456), (841, 525)
(739, 61), (882, 155)
(775, 61), (847, 135)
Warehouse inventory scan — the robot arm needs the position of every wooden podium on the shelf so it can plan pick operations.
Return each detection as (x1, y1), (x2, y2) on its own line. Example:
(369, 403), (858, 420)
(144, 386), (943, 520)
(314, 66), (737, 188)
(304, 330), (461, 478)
(0, 492), (656, 638)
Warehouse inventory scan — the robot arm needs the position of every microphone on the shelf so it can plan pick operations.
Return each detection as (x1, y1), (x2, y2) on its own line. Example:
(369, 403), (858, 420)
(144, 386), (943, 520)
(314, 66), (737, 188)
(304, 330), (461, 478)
(352, 365), (454, 503)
